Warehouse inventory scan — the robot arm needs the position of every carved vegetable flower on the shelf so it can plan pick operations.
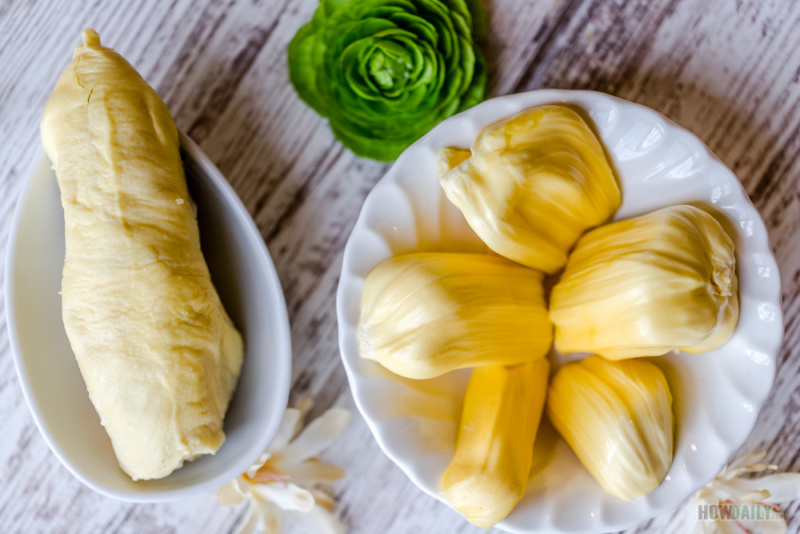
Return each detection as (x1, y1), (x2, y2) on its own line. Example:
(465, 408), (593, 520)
(288, 0), (488, 161)
(218, 399), (351, 534)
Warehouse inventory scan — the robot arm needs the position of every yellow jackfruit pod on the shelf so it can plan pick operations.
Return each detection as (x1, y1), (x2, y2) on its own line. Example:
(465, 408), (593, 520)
(546, 356), (674, 501)
(441, 359), (550, 528)
(550, 204), (738, 359)
(438, 147), (471, 177)
(358, 253), (552, 379)
(439, 105), (621, 274)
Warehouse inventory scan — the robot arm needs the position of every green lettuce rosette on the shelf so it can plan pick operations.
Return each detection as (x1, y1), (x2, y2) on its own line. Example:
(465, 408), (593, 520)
(288, 0), (488, 161)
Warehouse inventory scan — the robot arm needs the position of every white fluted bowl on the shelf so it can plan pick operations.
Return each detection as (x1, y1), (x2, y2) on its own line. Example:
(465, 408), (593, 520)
(6, 133), (291, 502)
(336, 90), (783, 533)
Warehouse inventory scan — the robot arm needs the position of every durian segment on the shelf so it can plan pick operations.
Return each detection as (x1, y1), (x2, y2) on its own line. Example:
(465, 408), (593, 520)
(550, 204), (738, 359)
(358, 253), (552, 379)
(439, 105), (620, 273)
(40, 30), (243, 480)
(441, 359), (550, 528)
(546, 356), (674, 501)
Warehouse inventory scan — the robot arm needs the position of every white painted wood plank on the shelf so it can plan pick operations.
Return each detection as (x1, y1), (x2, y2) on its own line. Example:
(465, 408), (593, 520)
(0, 0), (799, 533)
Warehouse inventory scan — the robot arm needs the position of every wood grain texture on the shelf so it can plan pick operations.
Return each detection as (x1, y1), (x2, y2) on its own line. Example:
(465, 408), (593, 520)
(0, 0), (799, 533)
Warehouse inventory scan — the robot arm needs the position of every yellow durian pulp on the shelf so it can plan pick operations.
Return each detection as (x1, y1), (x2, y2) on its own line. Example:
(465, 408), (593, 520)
(441, 359), (550, 528)
(357, 253), (552, 379)
(439, 104), (621, 274)
(550, 204), (738, 359)
(546, 356), (674, 501)
(40, 29), (243, 480)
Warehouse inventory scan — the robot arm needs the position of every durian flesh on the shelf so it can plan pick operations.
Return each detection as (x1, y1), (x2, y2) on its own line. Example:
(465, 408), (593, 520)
(441, 359), (550, 528)
(439, 105), (621, 274)
(40, 30), (243, 480)
(546, 356), (674, 501)
(550, 204), (738, 359)
(358, 253), (552, 379)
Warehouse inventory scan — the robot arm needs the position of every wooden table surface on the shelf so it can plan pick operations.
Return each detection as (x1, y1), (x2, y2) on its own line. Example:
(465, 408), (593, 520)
(2, 0), (799, 532)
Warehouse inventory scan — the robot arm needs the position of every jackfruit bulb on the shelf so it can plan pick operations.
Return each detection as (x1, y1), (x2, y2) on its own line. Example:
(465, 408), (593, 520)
(441, 359), (550, 528)
(550, 204), (738, 359)
(547, 356), (674, 501)
(439, 105), (621, 274)
(358, 253), (552, 379)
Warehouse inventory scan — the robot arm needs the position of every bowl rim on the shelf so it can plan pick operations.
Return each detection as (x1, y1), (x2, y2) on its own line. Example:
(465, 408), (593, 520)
(4, 131), (292, 502)
(336, 89), (784, 532)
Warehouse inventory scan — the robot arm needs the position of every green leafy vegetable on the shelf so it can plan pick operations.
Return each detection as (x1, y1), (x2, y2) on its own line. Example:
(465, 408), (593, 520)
(288, 0), (488, 161)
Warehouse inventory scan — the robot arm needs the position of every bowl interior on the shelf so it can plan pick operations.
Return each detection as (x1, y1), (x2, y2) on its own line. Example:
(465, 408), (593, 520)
(337, 90), (783, 533)
(6, 135), (291, 501)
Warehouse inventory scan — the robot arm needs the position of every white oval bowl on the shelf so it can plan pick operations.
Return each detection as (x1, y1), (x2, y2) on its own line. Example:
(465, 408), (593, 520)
(336, 90), (783, 533)
(5, 132), (292, 502)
